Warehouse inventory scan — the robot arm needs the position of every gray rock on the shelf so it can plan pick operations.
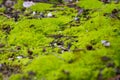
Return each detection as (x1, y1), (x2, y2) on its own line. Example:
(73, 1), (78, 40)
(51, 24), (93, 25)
(4, 0), (14, 8)
(23, 1), (35, 8)
(101, 40), (110, 47)
(115, 0), (119, 3)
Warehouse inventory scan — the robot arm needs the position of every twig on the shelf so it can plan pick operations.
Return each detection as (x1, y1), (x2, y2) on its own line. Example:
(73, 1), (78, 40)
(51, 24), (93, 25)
(46, 34), (78, 38)
(0, 13), (11, 19)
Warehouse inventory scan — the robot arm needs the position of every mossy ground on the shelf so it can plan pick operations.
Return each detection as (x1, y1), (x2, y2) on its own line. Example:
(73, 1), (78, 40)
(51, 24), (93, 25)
(0, 0), (120, 80)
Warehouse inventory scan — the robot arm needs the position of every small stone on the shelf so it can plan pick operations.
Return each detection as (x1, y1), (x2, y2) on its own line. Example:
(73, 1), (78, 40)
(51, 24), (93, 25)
(104, 42), (110, 47)
(101, 40), (106, 44)
(47, 12), (53, 17)
(101, 40), (110, 47)
(32, 11), (36, 15)
(16, 56), (23, 59)
(101, 56), (111, 62)
(64, 0), (72, 3)
(101, 0), (111, 3)
(23, 1), (35, 8)
(107, 0), (111, 3)
(40, 12), (44, 18)
(74, 17), (79, 21)
(8, 58), (14, 60)
(4, 0), (14, 8)
(115, 0), (119, 4)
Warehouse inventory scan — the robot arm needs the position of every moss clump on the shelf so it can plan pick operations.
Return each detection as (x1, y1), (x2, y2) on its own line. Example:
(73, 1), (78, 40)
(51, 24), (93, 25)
(0, 0), (120, 80)
(29, 3), (53, 12)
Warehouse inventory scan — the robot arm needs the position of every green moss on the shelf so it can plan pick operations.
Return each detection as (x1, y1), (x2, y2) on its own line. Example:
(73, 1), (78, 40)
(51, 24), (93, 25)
(0, 7), (5, 12)
(23, 55), (65, 79)
(29, 3), (53, 12)
(14, 0), (24, 10)
(0, 73), (3, 80)
(0, 0), (120, 80)
(77, 0), (103, 9)
(9, 74), (22, 80)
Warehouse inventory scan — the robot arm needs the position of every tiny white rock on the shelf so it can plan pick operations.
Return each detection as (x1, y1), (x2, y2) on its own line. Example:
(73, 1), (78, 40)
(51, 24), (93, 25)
(104, 42), (110, 47)
(101, 40), (110, 47)
(23, 1), (35, 8)
(40, 12), (43, 15)
(16, 56), (23, 59)
(32, 11), (36, 15)
(74, 17), (79, 21)
(8, 58), (14, 60)
(101, 40), (107, 44)
(47, 12), (53, 17)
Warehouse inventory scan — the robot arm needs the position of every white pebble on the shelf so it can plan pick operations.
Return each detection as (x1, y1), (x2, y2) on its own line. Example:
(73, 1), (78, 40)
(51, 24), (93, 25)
(104, 42), (110, 47)
(8, 58), (14, 60)
(16, 56), (23, 59)
(32, 11), (36, 15)
(101, 40), (110, 47)
(101, 40), (107, 44)
(23, 1), (35, 8)
(47, 12), (53, 17)
(74, 17), (79, 21)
